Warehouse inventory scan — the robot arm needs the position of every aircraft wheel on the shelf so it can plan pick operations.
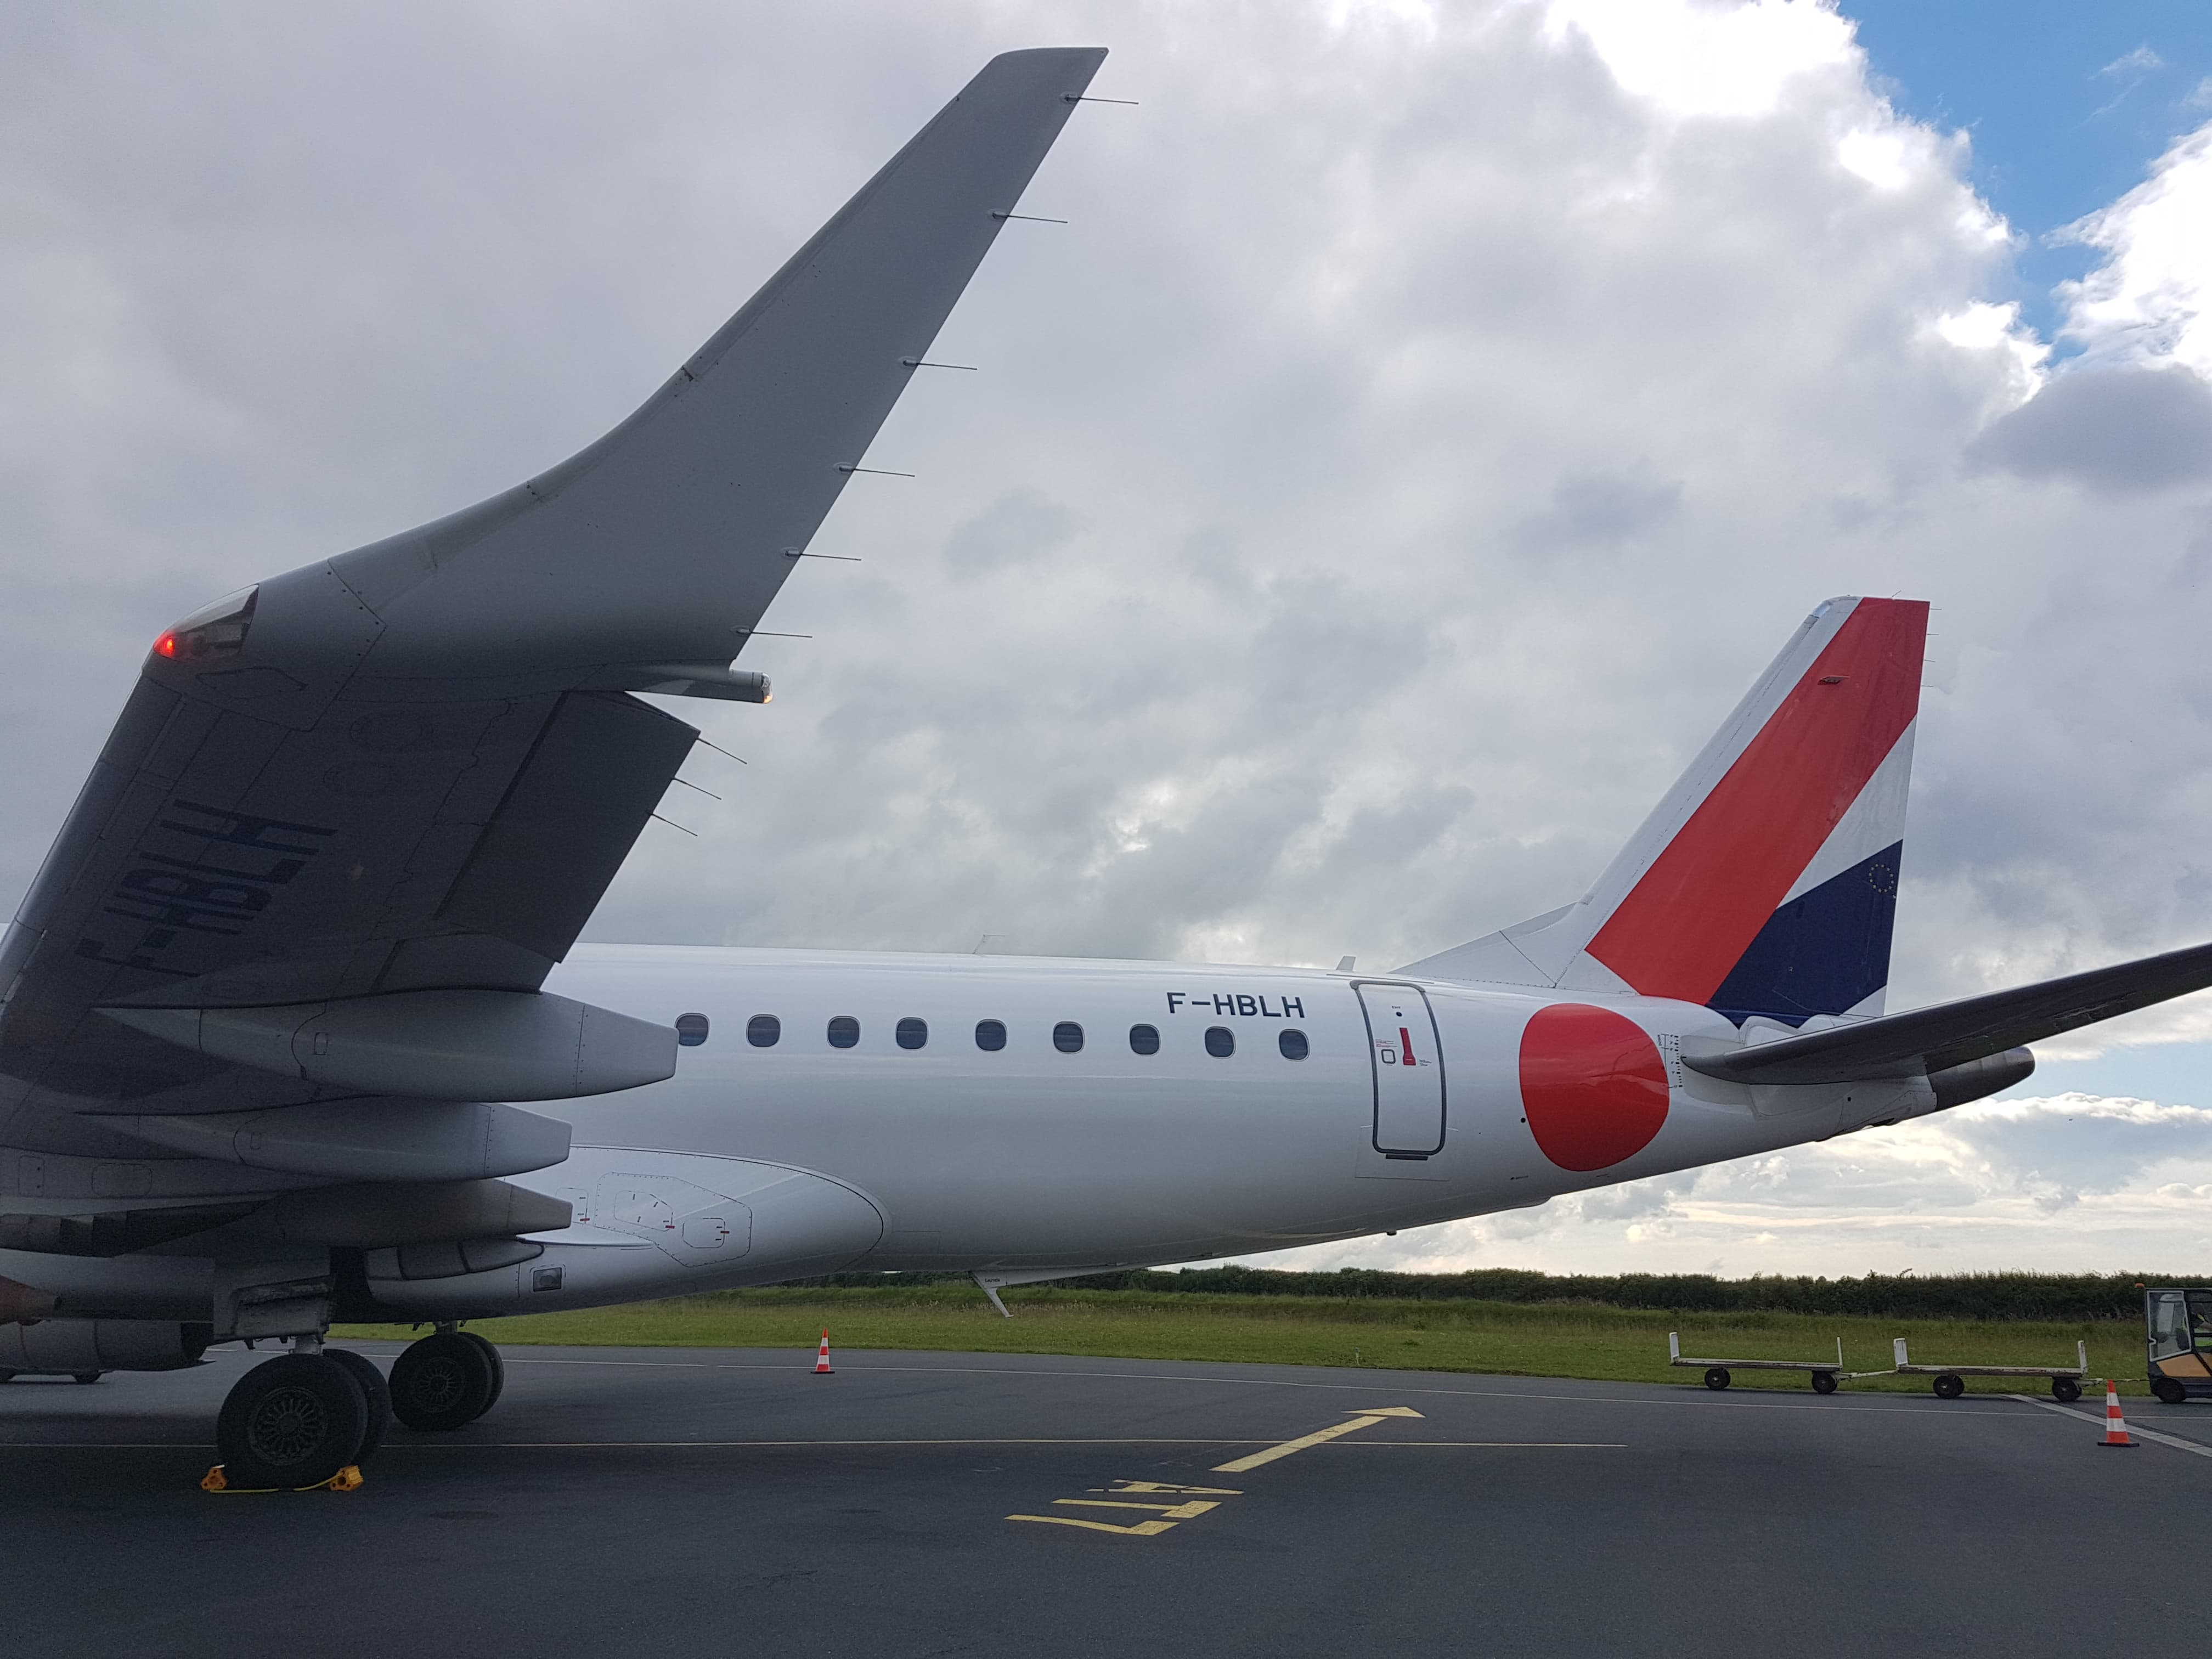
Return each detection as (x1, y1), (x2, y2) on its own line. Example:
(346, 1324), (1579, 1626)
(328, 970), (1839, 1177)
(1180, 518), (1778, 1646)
(0, 1370), (16, 1383)
(323, 1349), (392, 1462)
(1932, 1374), (1965, 1400)
(1810, 1370), (1838, 1395)
(1703, 1367), (1730, 1391)
(456, 1330), (505, 1413)
(2050, 1376), (2081, 1404)
(2152, 1378), (2187, 1406)
(390, 1331), (498, 1431)
(72, 1372), (103, 1385)
(216, 1354), (369, 1491)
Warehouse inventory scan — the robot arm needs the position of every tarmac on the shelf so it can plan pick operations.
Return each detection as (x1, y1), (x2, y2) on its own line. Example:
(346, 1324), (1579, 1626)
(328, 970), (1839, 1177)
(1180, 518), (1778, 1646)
(4, 1341), (2209, 1658)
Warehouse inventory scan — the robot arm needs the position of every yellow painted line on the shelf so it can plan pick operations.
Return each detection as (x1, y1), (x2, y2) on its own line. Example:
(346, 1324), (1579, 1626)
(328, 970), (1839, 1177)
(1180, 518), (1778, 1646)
(1006, 1514), (1178, 1537)
(1212, 1406), (1424, 1474)
(1054, 1498), (1221, 1520)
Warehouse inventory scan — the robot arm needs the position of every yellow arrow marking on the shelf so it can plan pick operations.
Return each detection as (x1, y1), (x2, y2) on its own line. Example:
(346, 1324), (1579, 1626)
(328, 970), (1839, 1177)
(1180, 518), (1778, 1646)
(1052, 1498), (1221, 1520)
(1211, 1408), (1424, 1474)
(1006, 1515), (1178, 1536)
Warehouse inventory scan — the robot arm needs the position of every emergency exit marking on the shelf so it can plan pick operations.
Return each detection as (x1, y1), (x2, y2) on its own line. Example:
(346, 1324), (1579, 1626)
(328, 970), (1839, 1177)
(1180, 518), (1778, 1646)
(1007, 1480), (1242, 1537)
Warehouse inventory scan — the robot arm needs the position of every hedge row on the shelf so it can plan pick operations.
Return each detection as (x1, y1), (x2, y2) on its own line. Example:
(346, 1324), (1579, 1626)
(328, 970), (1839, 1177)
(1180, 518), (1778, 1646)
(795, 1266), (2201, 1321)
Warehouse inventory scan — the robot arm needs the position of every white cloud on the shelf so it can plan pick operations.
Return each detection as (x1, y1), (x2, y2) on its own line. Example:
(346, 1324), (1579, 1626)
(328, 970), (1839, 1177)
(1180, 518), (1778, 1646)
(2097, 46), (2164, 80)
(1257, 1093), (2212, 1274)
(2056, 120), (2212, 374)
(1542, 0), (1857, 120)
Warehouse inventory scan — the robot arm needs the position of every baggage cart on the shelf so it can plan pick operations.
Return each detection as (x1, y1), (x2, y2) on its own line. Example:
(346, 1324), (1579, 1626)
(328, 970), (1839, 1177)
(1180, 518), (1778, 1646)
(1892, 1335), (2087, 1402)
(1668, 1330), (1886, 1394)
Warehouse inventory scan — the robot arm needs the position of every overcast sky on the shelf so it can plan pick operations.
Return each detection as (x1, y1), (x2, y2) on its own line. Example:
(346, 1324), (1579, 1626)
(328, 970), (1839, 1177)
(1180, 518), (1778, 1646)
(4, 1), (2210, 1277)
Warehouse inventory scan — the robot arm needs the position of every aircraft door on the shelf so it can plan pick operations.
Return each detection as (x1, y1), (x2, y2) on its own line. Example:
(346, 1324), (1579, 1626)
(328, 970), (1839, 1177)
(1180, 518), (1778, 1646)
(1357, 983), (1445, 1158)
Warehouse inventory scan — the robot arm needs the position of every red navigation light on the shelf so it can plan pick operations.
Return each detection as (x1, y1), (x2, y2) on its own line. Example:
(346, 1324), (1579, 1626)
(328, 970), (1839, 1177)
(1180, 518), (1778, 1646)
(149, 588), (258, 667)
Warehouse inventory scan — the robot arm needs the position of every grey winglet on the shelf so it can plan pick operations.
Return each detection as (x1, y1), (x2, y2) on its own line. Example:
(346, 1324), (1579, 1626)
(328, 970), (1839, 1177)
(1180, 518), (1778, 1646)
(329, 47), (1109, 679)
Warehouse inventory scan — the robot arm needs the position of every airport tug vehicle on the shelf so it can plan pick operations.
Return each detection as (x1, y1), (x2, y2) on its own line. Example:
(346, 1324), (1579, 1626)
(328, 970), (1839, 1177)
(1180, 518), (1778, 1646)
(12, 48), (2212, 1492)
(2147, 1287), (2212, 1404)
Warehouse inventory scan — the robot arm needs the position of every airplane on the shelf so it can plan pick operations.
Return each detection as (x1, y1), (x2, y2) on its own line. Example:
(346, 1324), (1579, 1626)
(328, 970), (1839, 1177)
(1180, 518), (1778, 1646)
(5, 45), (2211, 1492)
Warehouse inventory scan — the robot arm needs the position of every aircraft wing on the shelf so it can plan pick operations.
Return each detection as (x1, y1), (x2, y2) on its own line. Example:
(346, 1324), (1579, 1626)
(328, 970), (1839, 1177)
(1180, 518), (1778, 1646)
(1681, 938), (2212, 1085)
(0, 48), (1106, 1164)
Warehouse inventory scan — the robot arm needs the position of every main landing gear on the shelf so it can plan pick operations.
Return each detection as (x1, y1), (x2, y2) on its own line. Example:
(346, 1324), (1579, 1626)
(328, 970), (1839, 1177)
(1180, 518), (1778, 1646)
(211, 1325), (504, 1489)
(389, 1328), (504, 1431)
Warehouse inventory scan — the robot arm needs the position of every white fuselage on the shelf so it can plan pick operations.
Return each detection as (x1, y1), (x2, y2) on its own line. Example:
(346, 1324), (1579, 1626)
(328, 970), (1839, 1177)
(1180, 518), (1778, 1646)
(365, 944), (1905, 1320)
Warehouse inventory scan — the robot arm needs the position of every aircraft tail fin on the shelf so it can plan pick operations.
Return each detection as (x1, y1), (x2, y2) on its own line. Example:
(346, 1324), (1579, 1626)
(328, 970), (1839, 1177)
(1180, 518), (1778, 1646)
(1400, 596), (1929, 1027)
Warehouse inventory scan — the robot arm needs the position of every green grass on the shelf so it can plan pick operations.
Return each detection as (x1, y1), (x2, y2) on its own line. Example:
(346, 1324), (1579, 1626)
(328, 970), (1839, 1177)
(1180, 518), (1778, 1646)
(332, 1282), (2152, 1395)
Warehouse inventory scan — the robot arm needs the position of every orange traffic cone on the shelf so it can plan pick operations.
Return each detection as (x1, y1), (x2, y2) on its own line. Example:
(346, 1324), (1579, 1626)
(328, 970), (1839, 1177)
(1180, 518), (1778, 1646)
(814, 1329), (834, 1375)
(2099, 1378), (2136, 1448)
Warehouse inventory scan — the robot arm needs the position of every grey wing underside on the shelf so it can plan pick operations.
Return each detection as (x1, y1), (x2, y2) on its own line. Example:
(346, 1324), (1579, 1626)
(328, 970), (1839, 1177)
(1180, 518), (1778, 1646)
(0, 48), (1105, 1182)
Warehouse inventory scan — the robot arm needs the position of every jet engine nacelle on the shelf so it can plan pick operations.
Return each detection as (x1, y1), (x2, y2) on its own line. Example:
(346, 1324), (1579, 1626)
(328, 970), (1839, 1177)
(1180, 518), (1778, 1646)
(0, 1318), (211, 1375)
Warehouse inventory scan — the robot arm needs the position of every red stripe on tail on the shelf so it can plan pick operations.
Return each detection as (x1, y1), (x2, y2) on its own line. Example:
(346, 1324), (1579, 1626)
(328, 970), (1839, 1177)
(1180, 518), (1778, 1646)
(1585, 597), (1927, 1003)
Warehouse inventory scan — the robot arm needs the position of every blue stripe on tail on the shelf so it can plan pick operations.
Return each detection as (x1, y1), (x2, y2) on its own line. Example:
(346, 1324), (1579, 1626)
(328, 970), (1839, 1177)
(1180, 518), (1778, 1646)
(1707, 842), (1901, 1028)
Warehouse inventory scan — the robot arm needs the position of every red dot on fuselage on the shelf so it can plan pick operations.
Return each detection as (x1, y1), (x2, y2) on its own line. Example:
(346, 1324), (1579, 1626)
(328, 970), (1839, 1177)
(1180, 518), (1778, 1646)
(1517, 1003), (1669, 1172)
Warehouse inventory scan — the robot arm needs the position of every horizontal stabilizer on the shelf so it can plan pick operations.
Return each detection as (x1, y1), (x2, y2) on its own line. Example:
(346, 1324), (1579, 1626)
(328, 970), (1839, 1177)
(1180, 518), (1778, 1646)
(1683, 938), (2212, 1085)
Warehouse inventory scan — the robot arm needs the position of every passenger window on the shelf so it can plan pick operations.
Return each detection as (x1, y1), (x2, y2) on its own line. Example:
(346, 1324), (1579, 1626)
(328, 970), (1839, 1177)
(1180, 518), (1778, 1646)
(1053, 1021), (1084, 1053)
(745, 1015), (779, 1048)
(1128, 1023), (1160, 1056)
(827, 1015), (860, 1049)
(975, 1019), (1007, 1052)
(1278, 1028), (1308, 1060)
(1205, 1026), (1234, 1058)
(896, 1017), (928, 1051)
(676, 1012), (710, 1047)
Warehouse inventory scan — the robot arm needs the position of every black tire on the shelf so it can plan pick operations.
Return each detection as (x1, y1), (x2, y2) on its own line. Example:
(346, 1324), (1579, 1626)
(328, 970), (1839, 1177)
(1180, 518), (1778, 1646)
(456, 1330), (505, 1413)
(1703, 1367), (1731, 1391)
(1933, 1374), (1965, 1400)
(216, 1355), (370, 1490)
(2051, 1376), (2081, 1404)
(389, 1331), (498, 1431)
(0, 1370), (13, 1383)
(1811, 1370), (1838, 1395)
(71, 1372), (102, 1385)
(2152, 1377), (2188, 1406)
(323, 1349), (392, 1463)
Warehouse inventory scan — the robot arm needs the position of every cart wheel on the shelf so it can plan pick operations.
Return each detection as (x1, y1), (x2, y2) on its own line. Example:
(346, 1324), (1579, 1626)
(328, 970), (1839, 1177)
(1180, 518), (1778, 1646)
(2050, 1376), (2080, 1404)
(1932, 1373), (1965, 1400)
(1810, 1370), (1838, 1395)
(2152, 1377), (2187, 1406)
(1703, 1367), (1731, 1391)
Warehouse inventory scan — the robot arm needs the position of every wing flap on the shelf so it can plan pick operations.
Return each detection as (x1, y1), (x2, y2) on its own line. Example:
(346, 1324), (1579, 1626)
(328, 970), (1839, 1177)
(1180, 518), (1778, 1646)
(437, 692), (698, 962)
